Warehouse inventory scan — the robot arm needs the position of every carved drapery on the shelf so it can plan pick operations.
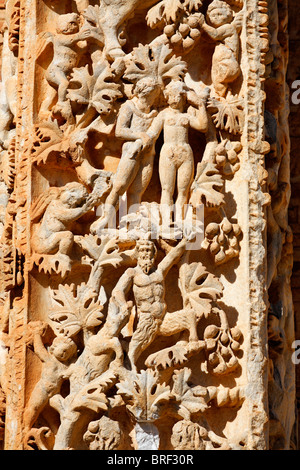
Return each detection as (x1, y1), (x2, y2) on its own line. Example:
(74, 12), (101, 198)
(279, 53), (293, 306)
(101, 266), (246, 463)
(0, 0), (295, 450)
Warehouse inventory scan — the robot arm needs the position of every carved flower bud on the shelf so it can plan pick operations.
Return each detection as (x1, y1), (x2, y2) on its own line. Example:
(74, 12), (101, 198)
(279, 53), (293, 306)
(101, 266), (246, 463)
(225, 247), (236, 258)
(206, 338), (217, 350)
(221, 345), (229, 356)
(227, 356), (238, 369)
(231, 340), (240, 352)
(227, 149), (238, 164)
(209, 352), (219, 365)
(217, 232), (225, 244)
(231, 141), (242, 153)
(232, 223), (241, 236)
(229, 238), (238, 249)
(214, 363), (227, 375)
(215, 247), (226, 264)
(88, 421), (99, 435)
(221, 331), (229, 344)
(216, 388), (230, 406)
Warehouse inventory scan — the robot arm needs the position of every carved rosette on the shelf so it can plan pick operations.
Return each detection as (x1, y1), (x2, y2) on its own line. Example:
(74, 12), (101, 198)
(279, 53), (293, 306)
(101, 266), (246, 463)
(0, 0), (294, 451)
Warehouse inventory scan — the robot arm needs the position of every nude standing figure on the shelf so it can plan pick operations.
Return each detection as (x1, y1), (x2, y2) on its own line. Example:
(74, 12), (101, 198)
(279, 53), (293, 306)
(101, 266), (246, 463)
(146, 81), (209, 226)
(91, 77), (160, 235)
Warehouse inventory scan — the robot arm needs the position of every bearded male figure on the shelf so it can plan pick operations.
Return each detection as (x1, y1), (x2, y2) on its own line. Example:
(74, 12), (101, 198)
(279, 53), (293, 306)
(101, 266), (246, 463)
(112, 238), (188, 371)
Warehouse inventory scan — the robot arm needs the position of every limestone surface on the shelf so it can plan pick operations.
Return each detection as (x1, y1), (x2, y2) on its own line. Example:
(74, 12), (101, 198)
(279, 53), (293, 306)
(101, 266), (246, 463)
(0, 0), (295, 450)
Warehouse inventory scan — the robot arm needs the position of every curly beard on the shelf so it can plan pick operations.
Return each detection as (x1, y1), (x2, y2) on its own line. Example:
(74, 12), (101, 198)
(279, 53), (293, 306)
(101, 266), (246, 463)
(138, 258), (154, 274)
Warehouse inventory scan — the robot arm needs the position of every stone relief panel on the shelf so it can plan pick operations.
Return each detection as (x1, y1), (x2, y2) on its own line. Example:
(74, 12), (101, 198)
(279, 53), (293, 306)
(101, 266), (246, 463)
(0, 0), (294, 450)
(264, 0), (296, 450)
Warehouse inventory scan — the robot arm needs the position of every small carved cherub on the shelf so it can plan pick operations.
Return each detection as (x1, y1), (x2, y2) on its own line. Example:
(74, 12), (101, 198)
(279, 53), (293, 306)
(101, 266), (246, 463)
(146, 80), (209, 225)
(37, 13), (97, 121)
(23, 322), (77, 435)
(198, 1), (243, 98)
(31, 182), (99, 258)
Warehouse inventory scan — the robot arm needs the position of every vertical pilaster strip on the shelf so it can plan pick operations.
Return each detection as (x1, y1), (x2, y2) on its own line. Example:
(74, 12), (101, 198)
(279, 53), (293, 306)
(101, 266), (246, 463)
(4, 0), (35, 450)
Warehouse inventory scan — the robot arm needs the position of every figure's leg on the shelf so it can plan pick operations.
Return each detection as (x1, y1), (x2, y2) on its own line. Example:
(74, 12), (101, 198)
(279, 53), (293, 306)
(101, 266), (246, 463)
(127, 150), (155, 210)
(107, 158), (139, 208)
(159, 147), (176, 226)
(175, 155), (194, 222)
(73, 0), (89, 14)
(159, 309), (199, 342)
(56, 75), (70, 105)
(45, 68), (74, 122)
(91, 142), (142, 233)
(98, 18), (125, 60)
(58, 232), (74, 255)
(128, 313), (158, 372)
(211, 56), (240, 98)
(211, 66), (228, 98)
(39, 87), (57, 120)
(46, 67), (70, 104)
(23, 383), (53, 434)
(32, 231), (74, 255)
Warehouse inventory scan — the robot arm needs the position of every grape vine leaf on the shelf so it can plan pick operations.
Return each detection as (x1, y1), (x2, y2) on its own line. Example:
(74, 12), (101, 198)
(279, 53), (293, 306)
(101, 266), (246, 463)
(116, 369), (173, 421)
(190, 161), (225, 208)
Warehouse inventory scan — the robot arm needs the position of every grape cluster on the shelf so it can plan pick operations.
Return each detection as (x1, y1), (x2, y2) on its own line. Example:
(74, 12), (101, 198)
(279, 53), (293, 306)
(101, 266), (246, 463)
(214, 140), (242, 176)
(204, 324), (242, 375)
(163, 15), (202, 52)
(203, 218), (241, 265)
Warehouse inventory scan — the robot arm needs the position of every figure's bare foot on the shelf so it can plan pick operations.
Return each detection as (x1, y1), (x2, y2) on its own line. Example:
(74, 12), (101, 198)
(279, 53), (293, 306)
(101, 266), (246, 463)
(106, 47), (126, 62)
(90, 215), (110, 235)
(52, 101), (75, 125)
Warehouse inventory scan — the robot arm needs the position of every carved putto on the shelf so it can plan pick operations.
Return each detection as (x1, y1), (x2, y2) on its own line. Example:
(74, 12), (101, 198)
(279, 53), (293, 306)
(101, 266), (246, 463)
(0, 0), (256, 451)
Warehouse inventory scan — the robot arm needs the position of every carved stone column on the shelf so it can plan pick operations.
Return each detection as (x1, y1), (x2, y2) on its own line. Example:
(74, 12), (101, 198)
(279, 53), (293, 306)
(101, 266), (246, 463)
(0, 0), (295, 450)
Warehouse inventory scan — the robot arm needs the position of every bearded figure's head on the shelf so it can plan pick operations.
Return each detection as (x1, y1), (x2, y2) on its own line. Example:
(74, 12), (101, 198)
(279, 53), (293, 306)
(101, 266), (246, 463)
(136, 239), (157, 274)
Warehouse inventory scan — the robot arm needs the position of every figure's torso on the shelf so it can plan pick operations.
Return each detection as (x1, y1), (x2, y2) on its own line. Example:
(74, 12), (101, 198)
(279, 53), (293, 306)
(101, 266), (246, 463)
(133, 269), (166, 318)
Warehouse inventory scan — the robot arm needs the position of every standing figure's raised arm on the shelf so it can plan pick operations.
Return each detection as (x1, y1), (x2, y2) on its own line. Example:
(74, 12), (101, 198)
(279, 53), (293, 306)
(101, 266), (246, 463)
(146, 112), (164, 142)
(111, 268), (135, 310)
(158, 238), (187, 278)
(115, 103), (140, 141)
